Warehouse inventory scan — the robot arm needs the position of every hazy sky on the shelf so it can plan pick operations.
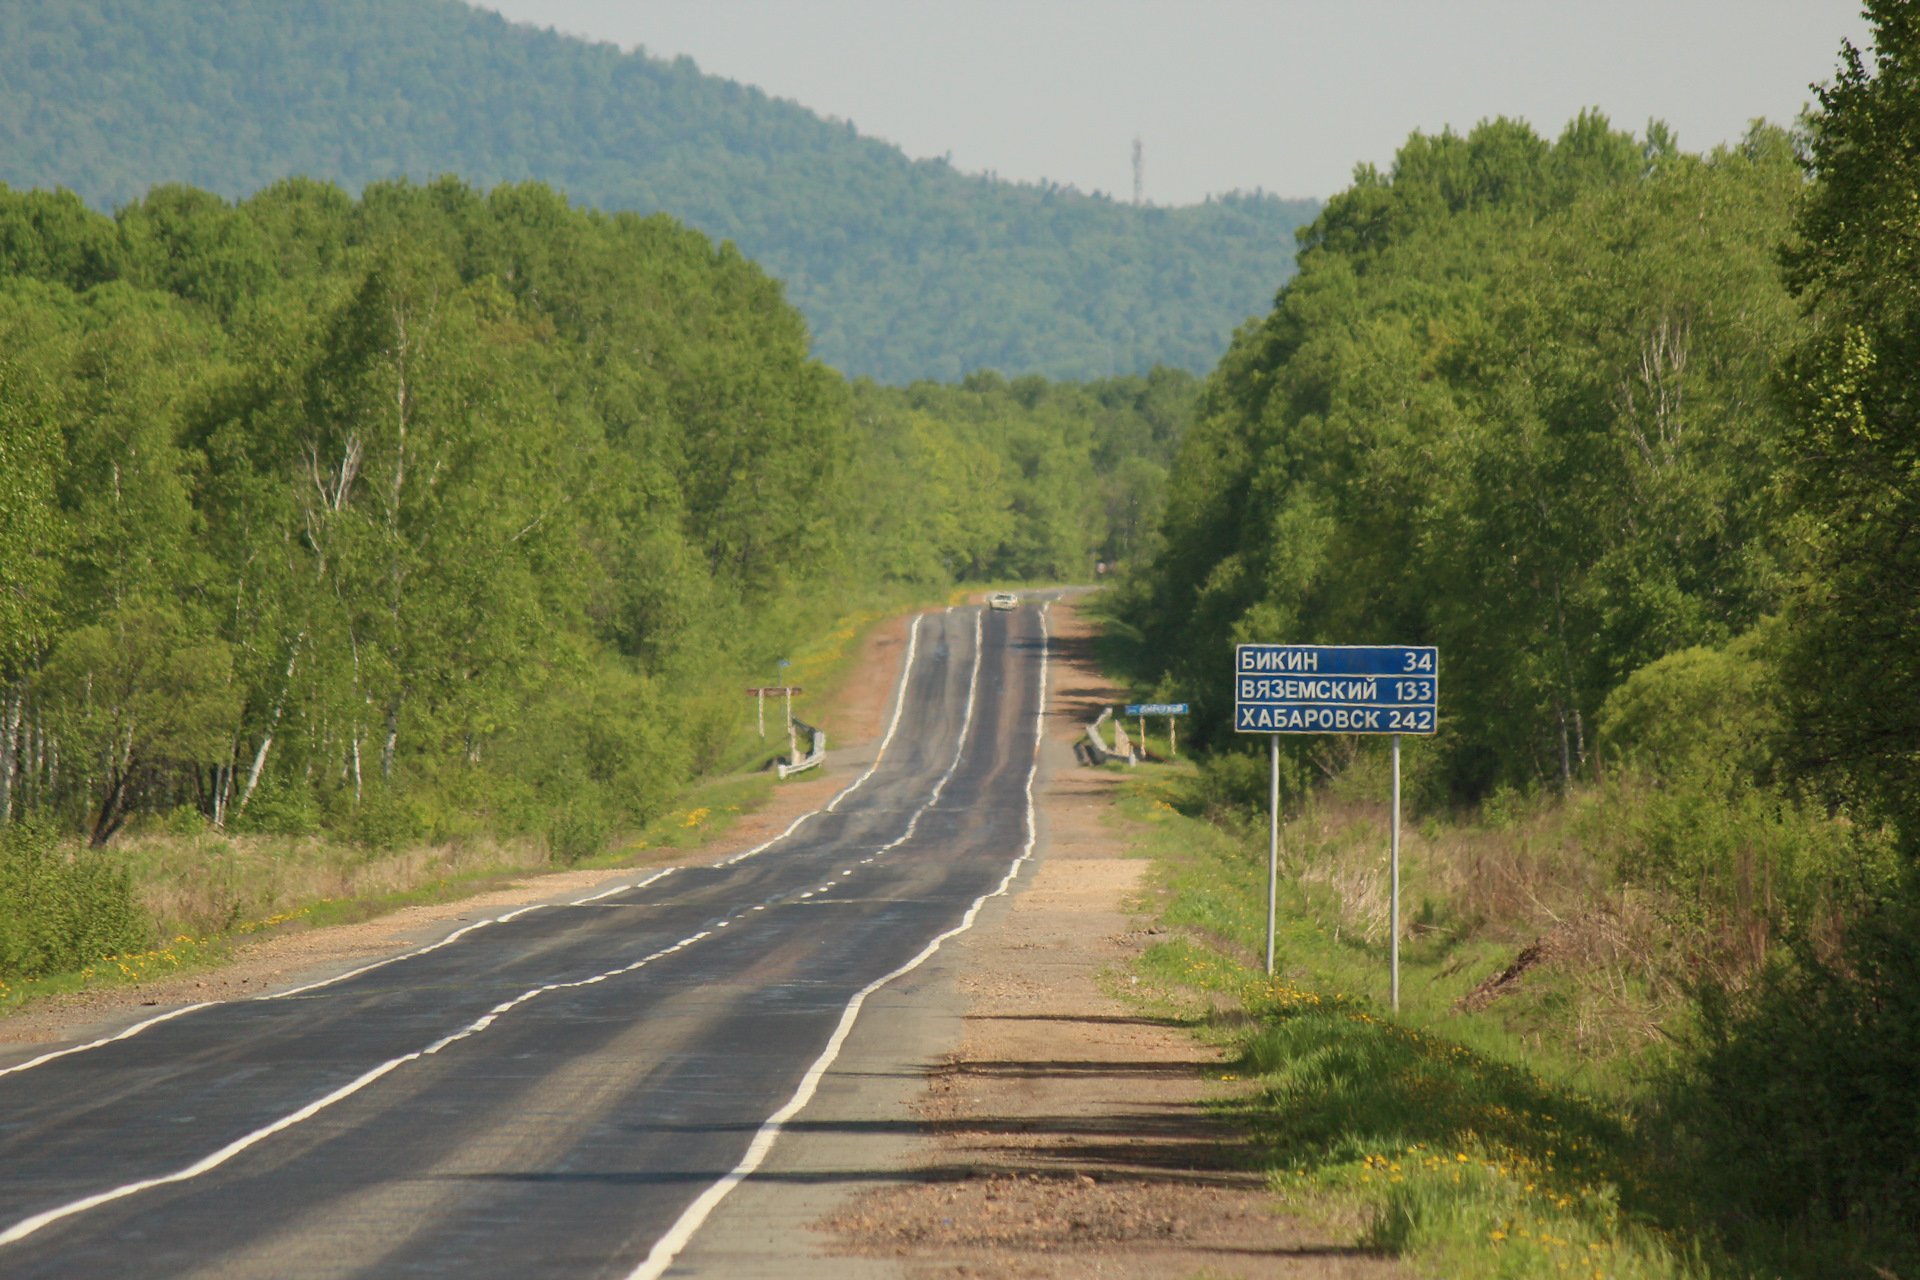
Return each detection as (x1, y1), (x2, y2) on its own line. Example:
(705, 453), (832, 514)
(477, 2), (1868, 206)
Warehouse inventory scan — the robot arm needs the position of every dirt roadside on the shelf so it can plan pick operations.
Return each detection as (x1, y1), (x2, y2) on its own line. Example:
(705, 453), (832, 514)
(816, 601), (1401, 1279)
(0, 612), (922, 1056)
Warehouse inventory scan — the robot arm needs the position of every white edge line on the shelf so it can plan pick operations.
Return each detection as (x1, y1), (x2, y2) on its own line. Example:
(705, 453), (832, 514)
(626, 600), (1050, 1280)
(3, 904), (528, 1081)
(0, 926), (718, 1249)
(823, 612), (922, 815)
(570, 868), (677, 906)
(0, 609), (962, 1238)
(718, 610), (925, 863)
(0, 1003), (218, 1080)
(836, 608), (983, 864)
(266, 912), (532, 1001)
(0, 615), (938, 1078)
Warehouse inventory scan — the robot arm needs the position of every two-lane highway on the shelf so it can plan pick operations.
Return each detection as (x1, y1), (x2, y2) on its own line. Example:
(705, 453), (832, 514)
(0, 600), (1052, 1279)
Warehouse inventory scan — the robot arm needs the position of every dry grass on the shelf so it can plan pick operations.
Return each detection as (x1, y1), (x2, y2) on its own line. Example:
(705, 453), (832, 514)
(1282, 768), (1702, 1064)
(110, 827), (551, 938)
(1272, 758), (1876, 1070)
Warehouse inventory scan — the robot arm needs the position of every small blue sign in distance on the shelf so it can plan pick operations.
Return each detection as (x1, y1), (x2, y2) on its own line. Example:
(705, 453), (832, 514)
(1125, 703), (1189, 716)
(1234, 644), (1437, 735)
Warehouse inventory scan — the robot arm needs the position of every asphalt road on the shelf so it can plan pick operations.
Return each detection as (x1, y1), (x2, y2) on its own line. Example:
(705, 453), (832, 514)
(0, 600), (1052, 1279)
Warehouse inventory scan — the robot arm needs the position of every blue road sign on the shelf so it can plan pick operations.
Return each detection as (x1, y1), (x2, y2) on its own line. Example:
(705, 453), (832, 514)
(1125, 703), (1189, 716)
(1233, 644), (1438, 734)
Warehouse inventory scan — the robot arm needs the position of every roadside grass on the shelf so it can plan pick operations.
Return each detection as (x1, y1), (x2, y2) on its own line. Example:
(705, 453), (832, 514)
(602, 773), (777, 865)
(0, 589), (954, 1014)
(1113, 766), (1704, 1280)
(111, 827), (549, 940)
(0, 905), (311, 1012)
(0, 933), (224, 1011)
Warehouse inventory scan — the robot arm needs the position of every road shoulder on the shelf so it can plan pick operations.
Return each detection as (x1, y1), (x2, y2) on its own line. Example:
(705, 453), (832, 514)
(683, 600), (1402, 1278)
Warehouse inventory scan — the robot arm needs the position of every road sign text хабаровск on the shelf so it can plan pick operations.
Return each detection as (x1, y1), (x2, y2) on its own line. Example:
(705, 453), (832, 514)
(1233, 645), (1437, 734)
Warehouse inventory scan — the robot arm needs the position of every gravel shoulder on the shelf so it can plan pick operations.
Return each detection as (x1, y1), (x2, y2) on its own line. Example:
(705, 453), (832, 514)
(804, 600), (1402, 1279)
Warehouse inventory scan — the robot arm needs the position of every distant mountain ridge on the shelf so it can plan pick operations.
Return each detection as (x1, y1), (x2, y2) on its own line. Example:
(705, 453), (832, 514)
(0, 0), (1318, 382)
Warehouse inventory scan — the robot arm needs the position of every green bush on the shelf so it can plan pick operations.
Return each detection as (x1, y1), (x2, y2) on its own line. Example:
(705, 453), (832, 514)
(347, 790), (428, 852)
(491, 663), (690, 835)
(228, 774), (320, 837)
(1598, 626), (1781, 784)
(546, 801), (610, 866)
(1678, 892), (1920, 1262)
(1598, 630), (1899, 939)
(0, 822), (152, 979)
(1188, 741), (1312, 818)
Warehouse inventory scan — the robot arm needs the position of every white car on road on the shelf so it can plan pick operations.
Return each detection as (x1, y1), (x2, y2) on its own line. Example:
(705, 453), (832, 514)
(988, 592), (1018, 611)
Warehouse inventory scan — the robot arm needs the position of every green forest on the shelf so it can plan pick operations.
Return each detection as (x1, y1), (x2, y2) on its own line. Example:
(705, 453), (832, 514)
(0, 175), (1189, 866)
(1102, 5), (1920, 1271)
(6, 0), (1920, 1273)
(0, 0), (1318, 384)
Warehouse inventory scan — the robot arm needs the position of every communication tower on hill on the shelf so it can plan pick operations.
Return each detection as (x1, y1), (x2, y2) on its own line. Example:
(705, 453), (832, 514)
(1132, 137), (1143, 206)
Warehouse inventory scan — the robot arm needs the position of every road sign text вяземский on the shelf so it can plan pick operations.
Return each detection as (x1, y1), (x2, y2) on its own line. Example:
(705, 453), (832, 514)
(1234, 645), (1437, 734)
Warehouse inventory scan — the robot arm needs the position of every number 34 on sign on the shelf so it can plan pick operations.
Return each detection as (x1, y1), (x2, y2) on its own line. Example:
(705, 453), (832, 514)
(1233, 644), (1438, 734)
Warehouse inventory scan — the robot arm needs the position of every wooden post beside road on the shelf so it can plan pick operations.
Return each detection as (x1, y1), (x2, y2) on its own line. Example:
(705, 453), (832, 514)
(746, 687), (804, 750)
(1123, 702), (1188, 766)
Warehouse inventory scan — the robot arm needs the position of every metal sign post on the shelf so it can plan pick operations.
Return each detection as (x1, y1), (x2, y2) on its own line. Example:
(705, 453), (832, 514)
(1391, 732), (1402, 1011)
(1124, 703), (1189, 762)
(1268, 733), (1280, 975)
(1232, 645), (1437, 1007)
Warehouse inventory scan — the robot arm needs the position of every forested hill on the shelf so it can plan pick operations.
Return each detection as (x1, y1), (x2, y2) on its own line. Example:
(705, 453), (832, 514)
(0, 0), (1319, 384)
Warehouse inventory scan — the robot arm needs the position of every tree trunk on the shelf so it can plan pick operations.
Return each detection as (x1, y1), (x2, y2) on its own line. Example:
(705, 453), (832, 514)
(90, 765), (131, 847)
(235, 634), (304, 823)
(234, 734), (273, 821)
(381, 699), (399, 782)
(1557, 706), (1573, 795)
(0, 684), (20, 823)
(212, 761), (231, 829)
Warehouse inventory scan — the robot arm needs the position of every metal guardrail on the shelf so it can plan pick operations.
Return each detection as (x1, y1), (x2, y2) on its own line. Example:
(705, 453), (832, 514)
(1079, 707), (1136, 767)
(777, 719), (827, 778)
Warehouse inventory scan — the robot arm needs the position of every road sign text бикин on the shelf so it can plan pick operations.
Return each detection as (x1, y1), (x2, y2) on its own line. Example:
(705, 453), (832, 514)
(1124, 703), (1188, 716)
(1233, 645), (1437, 734)
(1233, 642), (1437, 1011)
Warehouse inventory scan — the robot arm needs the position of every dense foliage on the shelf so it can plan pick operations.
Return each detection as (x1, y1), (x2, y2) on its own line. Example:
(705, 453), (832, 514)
(1680, 0), (1920, 1249)
(0, 175), (856, 853)
(1118, 10), (1920, 1257)
(852, 366), (1195, 582)
(0, 0), (1318, 384)
(0, 822), (146, 979)
(1124, 111), (1803, 799)
(1775, 1), (1920, 832)
(0, 175), (1185, 880)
